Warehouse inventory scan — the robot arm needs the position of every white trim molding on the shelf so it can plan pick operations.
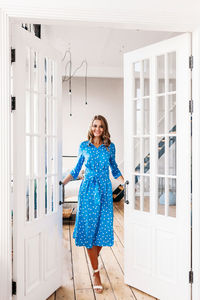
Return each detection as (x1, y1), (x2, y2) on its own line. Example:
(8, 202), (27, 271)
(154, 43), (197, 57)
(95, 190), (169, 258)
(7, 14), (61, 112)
(0, 9), (11, 300)
(192, 28), (200, 300)
(0, 2), (199, 32)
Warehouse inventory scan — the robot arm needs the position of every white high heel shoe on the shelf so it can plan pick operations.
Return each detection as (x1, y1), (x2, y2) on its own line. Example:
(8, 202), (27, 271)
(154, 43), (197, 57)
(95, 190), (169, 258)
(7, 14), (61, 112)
(93, 268), (103, 293)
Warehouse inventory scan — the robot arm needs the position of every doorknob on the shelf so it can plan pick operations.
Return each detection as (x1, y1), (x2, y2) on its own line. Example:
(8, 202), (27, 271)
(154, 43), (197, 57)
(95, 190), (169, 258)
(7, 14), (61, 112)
(124, 180), (129, 204)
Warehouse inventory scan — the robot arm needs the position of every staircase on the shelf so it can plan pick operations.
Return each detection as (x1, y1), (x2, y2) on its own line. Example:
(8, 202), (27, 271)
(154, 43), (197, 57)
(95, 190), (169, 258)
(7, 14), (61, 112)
(135, 125), (176, 183)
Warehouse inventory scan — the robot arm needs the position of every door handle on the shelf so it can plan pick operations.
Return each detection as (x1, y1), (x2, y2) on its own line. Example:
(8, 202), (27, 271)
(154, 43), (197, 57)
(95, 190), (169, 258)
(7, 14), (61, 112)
(59, 181), (65, 205)
(124, 180), (129, 204)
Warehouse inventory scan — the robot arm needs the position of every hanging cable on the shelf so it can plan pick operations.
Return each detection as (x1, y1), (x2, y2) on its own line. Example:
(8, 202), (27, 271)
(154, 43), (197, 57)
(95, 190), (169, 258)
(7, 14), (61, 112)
(84, 60), (88, 105)
(62, 49), (88, 115)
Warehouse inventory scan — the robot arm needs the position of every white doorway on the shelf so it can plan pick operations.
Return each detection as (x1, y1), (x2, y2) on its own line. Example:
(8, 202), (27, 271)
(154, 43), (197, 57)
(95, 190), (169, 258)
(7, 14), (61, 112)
(1, 8), (198, 298)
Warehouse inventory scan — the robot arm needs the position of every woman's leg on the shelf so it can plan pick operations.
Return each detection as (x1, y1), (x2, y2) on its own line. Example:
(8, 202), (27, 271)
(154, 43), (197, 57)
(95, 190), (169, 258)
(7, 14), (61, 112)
(86, 246), (98, 269)
(86, 246), (103, 293)
(96, 246), (102, 257)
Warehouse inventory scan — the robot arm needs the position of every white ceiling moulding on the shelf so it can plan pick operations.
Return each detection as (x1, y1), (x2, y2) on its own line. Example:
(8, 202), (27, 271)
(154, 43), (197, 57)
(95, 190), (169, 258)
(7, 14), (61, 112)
(1, 0), (200, 32)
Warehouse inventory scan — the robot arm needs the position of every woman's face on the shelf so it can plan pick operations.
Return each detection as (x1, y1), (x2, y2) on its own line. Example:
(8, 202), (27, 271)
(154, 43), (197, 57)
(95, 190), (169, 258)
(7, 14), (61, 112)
(92, 119), (104, 138)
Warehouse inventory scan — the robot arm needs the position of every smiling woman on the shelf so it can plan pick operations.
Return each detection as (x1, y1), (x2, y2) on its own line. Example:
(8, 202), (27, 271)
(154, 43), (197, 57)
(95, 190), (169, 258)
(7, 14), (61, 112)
(88, 115), (111, 148)
(62, 114), (124, 294)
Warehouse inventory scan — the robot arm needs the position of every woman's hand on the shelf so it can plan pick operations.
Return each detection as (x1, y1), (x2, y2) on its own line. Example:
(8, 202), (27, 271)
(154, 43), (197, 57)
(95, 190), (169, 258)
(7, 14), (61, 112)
(117, 175), (124, 185)
(78, 169), (85, 180)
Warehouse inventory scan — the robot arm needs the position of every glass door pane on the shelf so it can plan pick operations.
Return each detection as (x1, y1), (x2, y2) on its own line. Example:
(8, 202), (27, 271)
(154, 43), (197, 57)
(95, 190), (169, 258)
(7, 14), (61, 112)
(133, 59), (150, 213)
(156, 52), (177, 218)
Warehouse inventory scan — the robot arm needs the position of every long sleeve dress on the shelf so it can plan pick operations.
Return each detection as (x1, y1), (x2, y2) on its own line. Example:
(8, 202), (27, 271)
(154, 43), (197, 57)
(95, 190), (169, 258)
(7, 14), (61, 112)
(70, 140), (122, 249)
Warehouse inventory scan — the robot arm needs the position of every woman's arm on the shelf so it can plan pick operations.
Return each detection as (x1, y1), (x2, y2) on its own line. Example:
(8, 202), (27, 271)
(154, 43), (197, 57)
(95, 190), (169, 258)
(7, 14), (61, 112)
(62, 173), (74, 186)
(109, 143), (123, 180)
(62, 169), (84, 185)
(62, 142), (85, 186)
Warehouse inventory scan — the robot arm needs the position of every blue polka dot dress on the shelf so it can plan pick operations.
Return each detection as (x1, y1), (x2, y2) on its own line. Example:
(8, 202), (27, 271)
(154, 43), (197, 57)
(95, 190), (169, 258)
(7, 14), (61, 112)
(70, 140), (122, 249)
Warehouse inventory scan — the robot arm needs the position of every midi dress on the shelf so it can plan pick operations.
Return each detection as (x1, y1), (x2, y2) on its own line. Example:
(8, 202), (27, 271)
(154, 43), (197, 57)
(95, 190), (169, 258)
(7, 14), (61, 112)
(70, 140), (122, 249)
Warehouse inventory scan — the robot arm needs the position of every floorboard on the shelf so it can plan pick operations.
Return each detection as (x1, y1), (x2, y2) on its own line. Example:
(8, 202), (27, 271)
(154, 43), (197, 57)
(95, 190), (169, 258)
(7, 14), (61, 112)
(46, 200), (157, 300)
(70, 225), (94, 292)
(56, 224), (75, 300)
(46, 293), (55, 300)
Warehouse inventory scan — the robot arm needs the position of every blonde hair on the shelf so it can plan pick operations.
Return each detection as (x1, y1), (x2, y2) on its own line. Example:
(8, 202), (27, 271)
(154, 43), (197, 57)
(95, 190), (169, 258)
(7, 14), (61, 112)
(87, 115), (111, 148)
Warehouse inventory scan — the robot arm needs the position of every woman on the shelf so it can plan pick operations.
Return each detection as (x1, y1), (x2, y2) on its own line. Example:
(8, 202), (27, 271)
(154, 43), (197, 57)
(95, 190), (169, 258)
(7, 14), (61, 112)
(62, 115), (124, 294)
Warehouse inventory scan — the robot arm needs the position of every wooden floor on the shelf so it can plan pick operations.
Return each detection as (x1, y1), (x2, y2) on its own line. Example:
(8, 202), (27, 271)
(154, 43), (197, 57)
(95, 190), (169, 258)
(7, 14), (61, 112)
(47, 200), (158, 300)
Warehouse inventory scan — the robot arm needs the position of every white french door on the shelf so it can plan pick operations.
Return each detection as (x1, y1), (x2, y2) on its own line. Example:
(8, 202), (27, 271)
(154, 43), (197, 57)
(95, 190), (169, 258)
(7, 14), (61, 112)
(124, 33), (191, 300)
(11, 24), (63, 300)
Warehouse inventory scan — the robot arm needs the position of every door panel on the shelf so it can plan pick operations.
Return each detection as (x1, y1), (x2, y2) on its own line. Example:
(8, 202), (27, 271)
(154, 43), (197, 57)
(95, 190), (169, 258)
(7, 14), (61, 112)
(124, 33), (191, 300)
(12, 24), (62, 300)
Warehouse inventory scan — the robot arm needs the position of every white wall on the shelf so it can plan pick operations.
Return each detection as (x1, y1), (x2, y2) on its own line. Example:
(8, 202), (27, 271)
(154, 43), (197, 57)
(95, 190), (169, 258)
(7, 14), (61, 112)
(62, 77), (123, 174)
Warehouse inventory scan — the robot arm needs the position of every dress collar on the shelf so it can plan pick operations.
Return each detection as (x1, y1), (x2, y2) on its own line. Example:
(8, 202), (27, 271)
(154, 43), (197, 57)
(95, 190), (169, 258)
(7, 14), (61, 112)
(87, 141), (104, 148)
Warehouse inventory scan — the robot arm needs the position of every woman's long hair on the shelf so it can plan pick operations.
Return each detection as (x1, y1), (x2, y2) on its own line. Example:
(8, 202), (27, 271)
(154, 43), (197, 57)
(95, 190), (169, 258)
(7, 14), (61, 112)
(87, 115), (111, 148)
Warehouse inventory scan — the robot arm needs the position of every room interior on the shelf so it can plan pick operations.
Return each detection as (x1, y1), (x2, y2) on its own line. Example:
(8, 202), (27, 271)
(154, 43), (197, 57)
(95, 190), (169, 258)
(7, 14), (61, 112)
(10, 21), (179, 299)
(39, 23), (178, 220)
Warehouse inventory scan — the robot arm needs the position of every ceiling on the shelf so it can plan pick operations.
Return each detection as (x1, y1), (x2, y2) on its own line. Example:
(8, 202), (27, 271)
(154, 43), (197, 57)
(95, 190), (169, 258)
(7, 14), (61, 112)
(42, 24), (179, 78)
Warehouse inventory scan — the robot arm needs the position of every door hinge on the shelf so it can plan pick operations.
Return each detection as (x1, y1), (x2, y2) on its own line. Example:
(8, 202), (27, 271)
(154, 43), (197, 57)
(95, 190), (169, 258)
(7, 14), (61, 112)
(189, 270), (193, 284)
(11, 48), (16, 63)
(189, 100), (193, 113)
(11, 96), (16, 111)
(189, 55), (193, 70)
(12, 281), (16, 295)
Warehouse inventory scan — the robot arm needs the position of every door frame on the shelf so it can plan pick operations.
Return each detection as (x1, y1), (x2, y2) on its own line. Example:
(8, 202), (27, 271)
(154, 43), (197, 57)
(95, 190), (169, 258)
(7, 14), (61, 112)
(1, 5), (200, 300)
(192, 29), (200, 300)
